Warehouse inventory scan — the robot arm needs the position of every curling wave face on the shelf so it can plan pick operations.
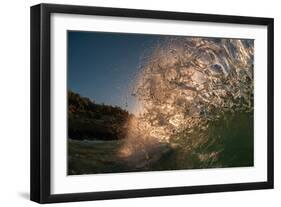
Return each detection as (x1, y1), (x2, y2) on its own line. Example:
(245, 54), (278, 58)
(119, 37), (254, 165)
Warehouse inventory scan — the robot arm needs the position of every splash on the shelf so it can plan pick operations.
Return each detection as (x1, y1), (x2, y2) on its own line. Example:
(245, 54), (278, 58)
(119, 37), (254, 167)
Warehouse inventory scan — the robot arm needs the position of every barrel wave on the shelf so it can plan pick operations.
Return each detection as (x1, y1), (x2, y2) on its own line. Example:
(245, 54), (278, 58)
(118, 37), (254, 170)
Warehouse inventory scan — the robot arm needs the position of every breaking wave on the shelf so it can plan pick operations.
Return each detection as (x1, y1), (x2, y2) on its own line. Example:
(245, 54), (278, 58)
(119, 36), (254, 168)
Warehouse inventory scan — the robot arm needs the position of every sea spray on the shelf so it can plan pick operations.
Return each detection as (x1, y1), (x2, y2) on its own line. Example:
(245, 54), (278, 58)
(119, 37), (254, 169)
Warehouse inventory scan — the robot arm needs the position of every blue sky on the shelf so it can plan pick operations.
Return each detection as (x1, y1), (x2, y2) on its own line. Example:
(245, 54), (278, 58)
(68, 31), (163, 113)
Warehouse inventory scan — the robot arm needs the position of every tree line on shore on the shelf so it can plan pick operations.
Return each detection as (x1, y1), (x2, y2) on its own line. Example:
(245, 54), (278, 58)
(68, 90), (131, 140)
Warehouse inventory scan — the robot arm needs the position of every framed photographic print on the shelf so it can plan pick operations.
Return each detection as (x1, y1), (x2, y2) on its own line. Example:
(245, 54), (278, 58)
(30, 3), (274, 203)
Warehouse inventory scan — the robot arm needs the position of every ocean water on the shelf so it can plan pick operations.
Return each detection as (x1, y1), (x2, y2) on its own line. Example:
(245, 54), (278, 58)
(68, 37), (254, 175)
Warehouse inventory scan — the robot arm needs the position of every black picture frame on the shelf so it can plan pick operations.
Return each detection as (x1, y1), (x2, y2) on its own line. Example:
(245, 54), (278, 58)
(30, 3), (274, 204)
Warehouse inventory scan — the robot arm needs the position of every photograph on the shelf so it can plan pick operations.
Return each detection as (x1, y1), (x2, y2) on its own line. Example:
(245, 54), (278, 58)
(67, 31), (254, 175)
